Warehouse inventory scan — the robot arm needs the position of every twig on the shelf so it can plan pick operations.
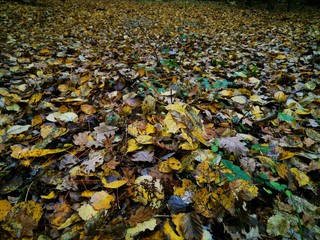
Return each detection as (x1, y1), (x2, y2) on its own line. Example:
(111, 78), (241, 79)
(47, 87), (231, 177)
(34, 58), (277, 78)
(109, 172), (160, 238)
(25, 181), (35, 202)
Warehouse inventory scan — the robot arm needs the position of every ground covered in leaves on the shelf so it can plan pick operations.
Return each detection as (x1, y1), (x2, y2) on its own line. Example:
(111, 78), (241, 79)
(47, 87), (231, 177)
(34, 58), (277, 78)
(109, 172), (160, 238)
(0, 0), (319, 239)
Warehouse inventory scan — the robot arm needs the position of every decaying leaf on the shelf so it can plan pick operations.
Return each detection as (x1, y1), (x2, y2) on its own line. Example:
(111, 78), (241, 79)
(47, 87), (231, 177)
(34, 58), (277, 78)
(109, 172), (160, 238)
(1, 0), (319, 239)
(0, 200), (11, 221)
(126, 218), (157, 240)
(267, 215), (290, 237)
(1, 201), (43, 238)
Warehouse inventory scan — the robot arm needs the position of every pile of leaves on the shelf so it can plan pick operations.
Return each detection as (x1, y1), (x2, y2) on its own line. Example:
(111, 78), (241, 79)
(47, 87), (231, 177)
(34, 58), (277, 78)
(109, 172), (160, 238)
(0, 0), (319, 239)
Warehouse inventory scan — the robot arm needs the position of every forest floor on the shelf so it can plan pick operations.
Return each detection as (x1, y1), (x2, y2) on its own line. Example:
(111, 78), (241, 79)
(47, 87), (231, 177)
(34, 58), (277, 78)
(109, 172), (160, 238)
(0, 0), (319, 239)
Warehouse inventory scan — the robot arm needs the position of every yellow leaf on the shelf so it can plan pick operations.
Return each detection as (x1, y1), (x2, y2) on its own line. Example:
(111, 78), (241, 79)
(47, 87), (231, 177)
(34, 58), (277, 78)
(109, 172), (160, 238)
(126, 218), (158, 240)
(101, 177), (128, 189)
(231, 95), (247, 104)
(192, 127), (208, 145)
(138, 67), (146, 77)
(90, 191), (115, 210)
(174, 179), (195, 198)
(29, 93), (43, 103)
(127, 139), (141, 153)
(180, 141), (198, 150)
(77, 203), (98, 221)
(40, 124), (68, 139)
(136, 135), (153, 144)
(163, 112), (183, 133)
(163, 220), (184, 240)
(279, 150), (295, 160)
(10, 144), (71, 159)
(41, 191), (56, 199)
(291, 168), (310, 187)
(181, 129), (193, 145)
(145, 123), (156, 135)
(81, 104), (96, 115)
(158, 160), (172, 173)
(0, 200), (11, 221)
(193, 66), (201, 72)
(57, 213), (81, 230)
(229, 179), (258, 201)
(128, 123), (139, 137)
(219, 90), (233, 97)
(31, 115), (43, 126)
(81, 190), (95, 198)
(250, 95), (265, 104)
(141, 95), (156, 115)
(128, 121), (155, 137)
(39, 48), (50, 55)
(168, 157), (181, 170)
(295, 109), (310, 115)
(172, 213), (185, 237)
(251, 106), (263, 120)
(165, 101), (186, 115)
(257, 156), (277, 168)
(180, 129), (198, 150)
(276, 54), (286, 60)
(210, 187), (236, 215)
(122, 105), (132, 115)
(274, 91), (287, 102)
(276, 163), (288, 180)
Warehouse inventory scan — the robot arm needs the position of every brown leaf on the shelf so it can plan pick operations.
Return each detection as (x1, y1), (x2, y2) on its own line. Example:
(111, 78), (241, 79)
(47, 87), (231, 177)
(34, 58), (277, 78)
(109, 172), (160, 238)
(219, 136), (249, 156)
(180, 212), (203, 240)
(127, 206), (154, 227)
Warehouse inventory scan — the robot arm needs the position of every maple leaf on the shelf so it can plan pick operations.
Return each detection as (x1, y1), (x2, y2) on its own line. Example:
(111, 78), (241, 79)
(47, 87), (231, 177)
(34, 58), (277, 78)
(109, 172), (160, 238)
(219, 136), (249, 156)
(132, 150), (154, 162)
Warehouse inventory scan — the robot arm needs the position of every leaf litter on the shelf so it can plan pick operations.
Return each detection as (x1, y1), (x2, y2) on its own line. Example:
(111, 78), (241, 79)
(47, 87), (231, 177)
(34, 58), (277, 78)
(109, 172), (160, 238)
(0, 0), (319, 239)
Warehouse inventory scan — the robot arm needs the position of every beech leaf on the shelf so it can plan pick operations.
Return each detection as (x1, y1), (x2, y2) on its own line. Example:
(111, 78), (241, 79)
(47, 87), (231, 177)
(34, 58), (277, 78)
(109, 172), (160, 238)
(180, 212), (203, 240)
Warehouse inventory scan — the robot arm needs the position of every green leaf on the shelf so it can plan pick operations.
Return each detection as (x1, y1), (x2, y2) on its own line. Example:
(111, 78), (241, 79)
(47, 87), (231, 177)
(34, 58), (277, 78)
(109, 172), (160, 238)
(251, 144), (271, 154)
(211, 138), (219, 152)
(263, 187), (273, 194)
(269, 181), (287, 191)
(200, 78), (211, 90)
(285, 190), (293, 198)
(278, 112), (294, 122)
(211, 144), (219, 152)
(213, 79), (233, 89)
(258, 173), (268, 180)
(225, 172), (237, 181)
(222, 160), (251, 181)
